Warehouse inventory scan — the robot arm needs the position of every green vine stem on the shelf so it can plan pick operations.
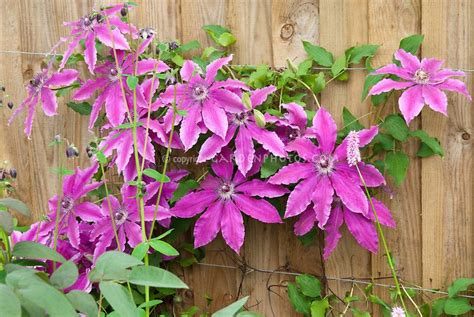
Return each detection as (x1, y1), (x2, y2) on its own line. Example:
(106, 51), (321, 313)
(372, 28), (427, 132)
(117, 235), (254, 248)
(355, 164), (408, 313)
(98, 162), (121, 251)
(52, 141), (64, 271)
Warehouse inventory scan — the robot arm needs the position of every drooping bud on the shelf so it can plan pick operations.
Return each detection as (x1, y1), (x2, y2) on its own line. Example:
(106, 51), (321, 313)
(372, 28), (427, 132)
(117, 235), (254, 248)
(66, 144), (79, 158)
(253, 109), (266, 128)
(9, 168), (17, 179)
(168, 41), (179, 51)
(0, 86), (5, 92)
(95, 13), (104, 23)
(242, 92), (252, 110)
(346, 131), (361, 167)
(120, 5), (128, 17)
(7, 101), (13, 109)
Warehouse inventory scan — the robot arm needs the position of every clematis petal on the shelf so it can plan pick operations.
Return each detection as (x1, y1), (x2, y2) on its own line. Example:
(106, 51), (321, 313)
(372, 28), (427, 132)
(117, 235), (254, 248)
(60, 34), (84, 70)
(137, 59), (169, 75)
(285, 138), (319, 161)
(115, 131), (134, 172)
(282, 102), (308, 130)
(171, 190), (216, 218)
(285, 176), (319, 218)
(312, 108), (338, 153)
(312, 176), (334, 228)
(373, 64), (413, 80)
(235, 179), (288, 198)
(213, 79), (249, 90)
(250, 86), (276, 107)
(420, 58), (443, 73)
(235, 126), (255, 175)
(294, 207), (317, 236)
(247, 123), (286, 158)
(344, 208), (378, 253)
(84, 31), (97, 74)
(423, 85), (448, 116)
(197, 125), (235, 162)
(89, 90), (107, 129)
(205, 55), (232, 85)
(124, 222), (143, 248)
(323, 204), (344, 260)
(194, 201), (223, 248)
(179, 105), (202, 150)
(435, 79), (472, 101)
(46, 69), (79, 87)
(269, 162), (314, 185)
(24, 95), (39, 138)
(394, 49), (421, 72)
(209, 89), (244, 113)
(74, 202), (102, 221)
(180, 60), (201, 82)
(334, 126), (379, 161)
(105, 83), (126, 126)
(399, 85), (425, 124)
(202, 99), (228, 138)
(366, 199), (396, 228)
(67, 215), (80, 249)
(430, 69), (466, 82)
(94, 25), (130, 50)
(211, 147), (235, 180)
(74, 78), (108, 101)
(233, 194), (282, 223)
(330, 171), (368, 216)
(220, 200), (245, 254)
(40, 88), (58, 116)
(369, 78), (414, 95)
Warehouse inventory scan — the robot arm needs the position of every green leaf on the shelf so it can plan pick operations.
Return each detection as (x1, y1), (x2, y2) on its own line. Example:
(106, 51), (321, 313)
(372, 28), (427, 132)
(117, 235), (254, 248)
(217, 32), (236, 47)
(13, 241), (66, 263)
(448, 278), (474, 298)
(385, 151), (410, 185)
(260, 155), (286, 178)
(361, 74), (385, 101)
(203, 25), (235, 47)
(342, 107), (364, 133)
(149, 239), (179, 256)
(138, 299), (163, 309)
(89, 251), (142, 282)
(100, 281), (138, 317)
(368, 294), (391, 315)
(132, 242), (150, 261)
(295, 274), (322, 298)
(66, 101), (92, 115)
(129, 265), (188, 289)
(409, 130), (444, 157)
(0, 198), (31, 216)
(351, 308), (371, 317)
(212, 296), (249, 317)
(382, 114), (409, 141)
(348, 44), (379, 64)
(176, 40), (201, 53)
(444, 297), (472, 315)
(66, 290), (99, 317)
(431, 298), (446, 317)
(96, 151), (108, 165)
(171, 180), (199, 203)
(416, 142), (435, 158)
(310, 298), (329, 317)
(143, 168), (171, 183)
(50, 260), (78, 289)
(0, 284), (21, 317)
(126, 76), (139, 90)
(236, 312), (264, 317)
(0, 211), (14, 234)
(297, 59), (313, 76)
(302, 41), (334, 67)
(331, 54), (347, 77)
(312, 72), (326, 94)
(287, 283), (310, 314)
(115, 122), (144, 130)
(399, 34), (424, 55)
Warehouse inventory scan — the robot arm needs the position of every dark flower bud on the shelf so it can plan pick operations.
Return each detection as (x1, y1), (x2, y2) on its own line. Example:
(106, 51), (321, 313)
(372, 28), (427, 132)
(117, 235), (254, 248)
(110, 68), (118, 77)
(87, 150), (93, 158)
(66, 145), (79, 158)
(54, 134), (61, 142)
(95, 13), (103, 23)
(139, 28), (156, 39)
(0, 100), (2, 106)
(165, 75), (177, 85)
(9, 168), (17, 179)
(120, 5), (128, 17)
(168, 41), (179, 51)
(0, 86), (5, 92)
(7, 101), (13, 109)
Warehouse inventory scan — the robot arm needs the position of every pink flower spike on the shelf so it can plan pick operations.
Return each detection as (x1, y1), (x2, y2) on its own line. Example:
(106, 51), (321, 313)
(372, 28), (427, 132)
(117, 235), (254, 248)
(369, 49), (471, 124)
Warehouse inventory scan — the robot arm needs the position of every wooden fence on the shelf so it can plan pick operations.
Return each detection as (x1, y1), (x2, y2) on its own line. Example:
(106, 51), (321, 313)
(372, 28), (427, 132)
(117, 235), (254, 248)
(0, 0), (472, 315)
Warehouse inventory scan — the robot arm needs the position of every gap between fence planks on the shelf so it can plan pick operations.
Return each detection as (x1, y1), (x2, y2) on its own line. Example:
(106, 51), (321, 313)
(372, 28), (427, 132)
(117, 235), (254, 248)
(0, 1), (472, 316)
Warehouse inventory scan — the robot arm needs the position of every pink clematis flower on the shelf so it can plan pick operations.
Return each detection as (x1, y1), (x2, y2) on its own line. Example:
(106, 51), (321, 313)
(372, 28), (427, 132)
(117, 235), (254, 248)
(47, 163), (103, 248)
(369, 49), (471, 124)
(197, 86), (287, 175)
(73, 43), (169, 128)
(9, 68), (79, 138)
(160, 56), (248, 150)
(91, 185), (171, 260)
(269, 108), (384, 230)
(266, 102), (317, 144)
(60, 4), (137, 73)
(171, 148), (287, 253)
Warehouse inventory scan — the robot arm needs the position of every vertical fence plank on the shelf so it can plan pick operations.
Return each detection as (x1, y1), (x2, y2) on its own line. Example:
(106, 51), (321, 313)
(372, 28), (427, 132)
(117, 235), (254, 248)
(318, 0), (371, 309)
(421, 0), (473, 290)
(368, 0), (422, 309)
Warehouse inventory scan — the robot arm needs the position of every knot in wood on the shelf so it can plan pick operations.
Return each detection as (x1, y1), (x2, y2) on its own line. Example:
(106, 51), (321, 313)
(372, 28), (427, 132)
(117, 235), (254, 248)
(280, 23), (295, 40)
(461, 132), (470, 140)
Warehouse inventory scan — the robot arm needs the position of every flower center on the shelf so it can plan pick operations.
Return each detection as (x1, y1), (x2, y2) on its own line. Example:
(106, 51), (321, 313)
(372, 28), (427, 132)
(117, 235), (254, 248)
(315, 154), (335, 175)
(287, 128), (301, 141)
(60, 195), (74, 213)
(109, 68), (119, 81)
(218, 182), (235, 200)
(28, 73), (45, 92)
(139, 27), (156, 39)
(191, 85), (208, 101)
(233, 112), (249, 125)
(113, 207), (128, 226)
(413, 69), (430, 84)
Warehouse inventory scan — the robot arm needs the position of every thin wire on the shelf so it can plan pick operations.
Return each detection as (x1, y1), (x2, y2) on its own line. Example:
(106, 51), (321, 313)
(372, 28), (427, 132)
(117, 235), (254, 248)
(1, 49), (474, 72)
(197, 262), (474, 299)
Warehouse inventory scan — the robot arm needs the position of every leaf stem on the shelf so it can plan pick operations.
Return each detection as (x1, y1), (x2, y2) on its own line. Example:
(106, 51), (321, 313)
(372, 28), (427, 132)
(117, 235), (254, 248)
(52, 142), (64, 271)
(99, 162), (121, 251)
